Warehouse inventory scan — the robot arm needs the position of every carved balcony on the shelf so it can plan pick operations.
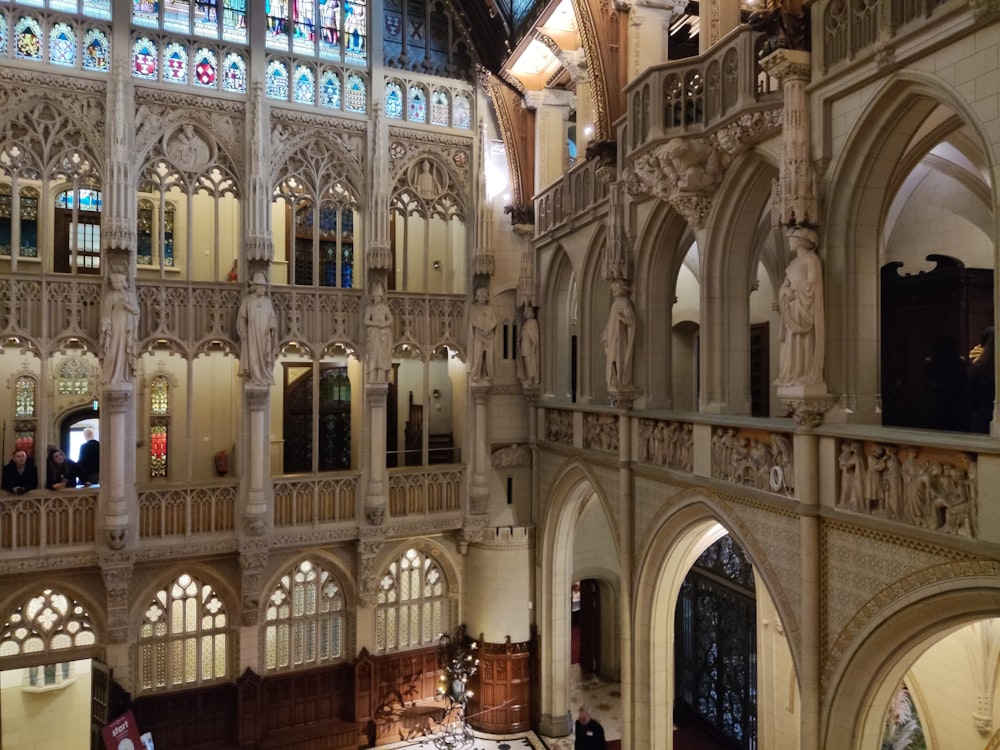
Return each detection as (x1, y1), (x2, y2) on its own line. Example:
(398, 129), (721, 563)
(534, 154), (612, 239)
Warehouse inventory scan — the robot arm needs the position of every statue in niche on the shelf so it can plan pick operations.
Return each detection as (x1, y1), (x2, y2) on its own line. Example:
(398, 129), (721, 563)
(518, 304), (540, 386)
(776, 226), (825, 388)
(101, 272), (140, 385)
(865, 444), (888, 512)
(415, 160), (439, 201)
(237, 272), (279, 386)
(837, 441), (865, 512)
(882, 445), (902, 519)
(468, 285), (497, 382)
(602, 280), (636, 389)
(364, 281), (393, 385)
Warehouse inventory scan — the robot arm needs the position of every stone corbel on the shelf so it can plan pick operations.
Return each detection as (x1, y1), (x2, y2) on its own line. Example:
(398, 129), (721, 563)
(100, 554), (134, 644)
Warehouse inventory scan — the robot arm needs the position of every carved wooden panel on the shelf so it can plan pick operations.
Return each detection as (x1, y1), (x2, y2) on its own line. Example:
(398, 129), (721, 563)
(467, 639), (533, 733)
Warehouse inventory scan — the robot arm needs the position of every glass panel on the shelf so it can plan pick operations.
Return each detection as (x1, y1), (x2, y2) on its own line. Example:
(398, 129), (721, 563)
(318, 0), (340, 59)
(82, 29), (111, 72)
(193, 48), (218, 88)
(83, 0), (113, 20)
(222, 0), (247, 43)
(293, 0), (317, 55)
(133, 0), (160, 28)
(15, 377), (36, 418)
(267, 0), (290, 49)
(266, 59), (289, 100)
(163, 41), (188, 84)
(407, 86), (426, 123)
(343, 0), (365, 65)
(132, 37), (158, 80)
(14, 16), (43, 62)
(385, 81), (403, 119)
(49, 23), (76, 67)
(193, 0), (220, 38)
(346, 73), (365, 113)
(319, 70), (341, 108)
(431, 90), (449, 127)
(164, 0), (191, 34)
(222, 52), (247, 93)
(453, 93), (471, 129)
(293, 65), (315, 104)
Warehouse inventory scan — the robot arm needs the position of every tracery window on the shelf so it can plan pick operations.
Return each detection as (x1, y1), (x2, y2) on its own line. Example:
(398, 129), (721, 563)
(136, 197), (175, 267)
(57, 358), (91, 396)
(375, 548), (447, 653)
(130, 35), (247, 93)
(407, 85), (427, 123)
(54, 188), (102, 274)
(430, 90), (449, 127)
(0, 589), (97, 659)
(149, 375), (169, 478)
(0, 12), (111, 71)
(13, 375), (37, 457)
(266, 0), (367, 66)
(132, 0), (247, 45)
(264, 559), (345, 672)
(138, 573), (228, 693)
(0, 185), (40, 258)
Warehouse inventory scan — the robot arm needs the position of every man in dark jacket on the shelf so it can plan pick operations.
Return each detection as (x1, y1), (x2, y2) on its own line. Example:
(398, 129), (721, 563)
(77, 427), (101, 485)
(2, 449), (38, 494)
(575, 707), (608, 750)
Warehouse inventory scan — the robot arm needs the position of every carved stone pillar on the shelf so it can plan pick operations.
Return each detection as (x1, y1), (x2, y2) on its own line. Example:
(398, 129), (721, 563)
(100, 552), (134, 644)
(356, 536), (384, 609)
(102, 386), (133, 550)
(243, 385), (271, 529)
(239, 540), (270, 626)
(469, 385), (491, 515)
(365, 383), (389, 522)
(525, 89), (575, 194)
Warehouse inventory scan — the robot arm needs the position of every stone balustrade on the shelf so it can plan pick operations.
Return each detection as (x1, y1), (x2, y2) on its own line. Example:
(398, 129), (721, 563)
(388, 466), (464, 517)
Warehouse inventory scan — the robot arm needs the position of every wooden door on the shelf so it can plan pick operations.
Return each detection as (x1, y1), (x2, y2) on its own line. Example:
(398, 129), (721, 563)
(579, 579), (601, 677)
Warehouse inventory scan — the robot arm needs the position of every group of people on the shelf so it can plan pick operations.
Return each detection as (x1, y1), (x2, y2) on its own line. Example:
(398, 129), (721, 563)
(1, 428), (100, 494)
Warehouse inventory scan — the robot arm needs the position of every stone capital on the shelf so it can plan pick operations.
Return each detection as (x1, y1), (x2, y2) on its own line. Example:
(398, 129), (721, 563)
(245, 386), (270, 410)
(759, 48), (812, 82)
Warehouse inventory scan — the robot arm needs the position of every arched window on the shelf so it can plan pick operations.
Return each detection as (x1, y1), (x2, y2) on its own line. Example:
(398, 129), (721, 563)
(375, 548), (447, 653)
(385, 81), (403, 119)
(14, 375), (37, 456)
(0, 185), (40, 258)
(150, 375), (170, 478)
(264, 559), (345, 672)
(132, 0), (246, 44)
(430, 90), (449, 127)
(58, 358), (91, 396)
(0, 589), (97, 659)
(265, 0), (366, 64)
(138, 573), (228, 693)
(54, 187), (102, 274)
(407, 85), (427, 123)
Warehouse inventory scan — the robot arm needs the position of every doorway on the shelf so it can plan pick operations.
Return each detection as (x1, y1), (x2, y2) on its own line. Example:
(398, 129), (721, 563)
(576, 578), (602, 678)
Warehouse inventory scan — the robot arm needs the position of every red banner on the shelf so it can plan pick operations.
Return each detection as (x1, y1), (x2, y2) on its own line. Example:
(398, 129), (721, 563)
(102, 710), (143, 750)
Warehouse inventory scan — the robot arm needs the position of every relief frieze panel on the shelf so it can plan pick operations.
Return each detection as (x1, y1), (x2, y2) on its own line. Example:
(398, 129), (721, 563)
(711, 427), (794, 494)
(584, 413), (619, 453)
(545, 409), (574, 445)
(638, 419), (694, 472)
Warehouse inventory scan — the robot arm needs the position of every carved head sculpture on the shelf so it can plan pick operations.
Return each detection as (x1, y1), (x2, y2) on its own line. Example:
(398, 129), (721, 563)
(250, 271), (268, 288)
(788, 226), (819, 251)
(370, 281), (385, 302)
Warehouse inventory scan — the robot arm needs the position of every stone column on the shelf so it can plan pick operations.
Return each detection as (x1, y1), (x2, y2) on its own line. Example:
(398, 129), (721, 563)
(469, 385), (491, 515)
(525, 89), (575, 193)
(243, 386), (271, 528)
(365, 383), (389, 524)
(102, 387), (132, 549)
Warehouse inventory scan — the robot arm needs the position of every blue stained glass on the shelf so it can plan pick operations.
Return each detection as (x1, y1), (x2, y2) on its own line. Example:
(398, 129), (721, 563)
(49, 23), (76, 67)
(19, 0), (45, 8)
(193, 48), (217, 88)
(346, 73), (365, 113)
(343, 0), (366, 64)
(267, 0), (290, 49)
(163, 0), (191, 34)
(194, 0), (220, 38)
(318, 0), (339, 59)
(408, 86), (426, 123)
(133, 0), (160, 28)
(0, 17), (8, 57)
(223, 52), (246, 93)
(319, 71), (341, 108)
(132, 37), (158, 80)
(163, 42), (187, 84)
(14, 17), (43, 61)
(293, 0), (317, 54)
(385, 82), (403, 119)
(82, 29), (110, 72)
(266, 60), (289, 100)
(51, 0), (77, 13)
(294, 65), (315, 104)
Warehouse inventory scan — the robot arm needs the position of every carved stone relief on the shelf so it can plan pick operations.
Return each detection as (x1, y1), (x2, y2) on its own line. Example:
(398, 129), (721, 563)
(545, 409), (574, 445)
(710, 427), (795, 493)
(638, 419), (694, 472)
(836, 441), (978, 538)
(583, 413), (619, 453)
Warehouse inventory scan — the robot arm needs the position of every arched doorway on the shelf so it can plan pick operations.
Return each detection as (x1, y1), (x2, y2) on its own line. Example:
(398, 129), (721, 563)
(58, 406), (100, 475)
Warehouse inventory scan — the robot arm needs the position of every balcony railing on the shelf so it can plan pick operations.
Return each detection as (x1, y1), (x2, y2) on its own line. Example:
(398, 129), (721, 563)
(273, 475), (359, 527)
(388, 466), (464, 517)
(138, 483), (239, 539)
(0, 490), (98, 552)
(534, 156), (611, 237)
(623, 26), (781, 159)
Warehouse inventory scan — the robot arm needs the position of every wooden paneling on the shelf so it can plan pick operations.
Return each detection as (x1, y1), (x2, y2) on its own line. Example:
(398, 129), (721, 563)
(468, 638), (533, 734)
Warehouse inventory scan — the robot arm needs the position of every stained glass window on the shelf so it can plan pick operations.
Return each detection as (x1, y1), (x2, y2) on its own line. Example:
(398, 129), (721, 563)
(150, 375), (169, 478)
(319, 71), (341, 109)
(343, 0), (366, 65)
(375, 548), (446, 653)
(264, 560), (345, 672)
(222, 51), (247, 93)
(0, 186), (40, 257)
(163, 41), (188, 84)
(408, 86), (427, 123)
(0, 589), (97, 659)
(453, 93), (471, 130)
(14, 16), (43, 62)
(132, 0), (160, 28)
(132, 37), (158, 80)
(82, 0), (113, 19)
(293, 65), (315, 105)
(385, 81), (403, 119)
(317, 0), (339, 59)
(82, 28), (111, 72)
(58, 359), (90, 396)
(221, 0), (247, 43)
(132, 0), (244, 42)
(0, 16), (7, 56)
(139, 573), (228, 692)
(15, 376), (36, 418)
(266, 0), (290, 49)
(49, 23), (76, 67)
(430, 90), (449, 127)
(345, 73), (365, 113)
(193, 48), (217, 88)
(293, 0), (317, 55)
(266, 59), (289, 101)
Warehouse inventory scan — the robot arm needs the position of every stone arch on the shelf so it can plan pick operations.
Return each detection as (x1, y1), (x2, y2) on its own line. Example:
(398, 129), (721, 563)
(632, 488), (802, 750)
(632, 199), (694, 408)
(540, 247), (577, 400)
(536, 459), (619, 736)
(823, 560), (1000, 750)
(698, 151), (778, 414)
(823, 72), (998, 420)
(581, 226), (610, 403)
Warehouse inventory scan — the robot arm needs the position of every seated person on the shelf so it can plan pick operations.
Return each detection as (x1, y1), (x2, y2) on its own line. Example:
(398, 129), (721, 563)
(2, 449), (39, 494)
(46, 449), (80, 490)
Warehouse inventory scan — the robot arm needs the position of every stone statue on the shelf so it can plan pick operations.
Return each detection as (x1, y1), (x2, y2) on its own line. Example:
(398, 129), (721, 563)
(518, 305), (540, 386)
(659, 138), (724, 194)
(882, 445), (902, 519)
(838, 441), (865, 512)
(776, 226), (825, 388)
(468, 286), (497, 382)
(364, 281), (393, 384)
(101, 272), (140, 384)
(237, 272), (279, 386)
(602, 280), (636, 389)
(416, 160), (438, 201)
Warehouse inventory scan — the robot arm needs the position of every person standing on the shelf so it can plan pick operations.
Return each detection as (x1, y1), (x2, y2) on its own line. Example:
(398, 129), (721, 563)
(77, 427), (100, 485)
(575, 706), (607, 750)
(2, 450), (38, 494)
